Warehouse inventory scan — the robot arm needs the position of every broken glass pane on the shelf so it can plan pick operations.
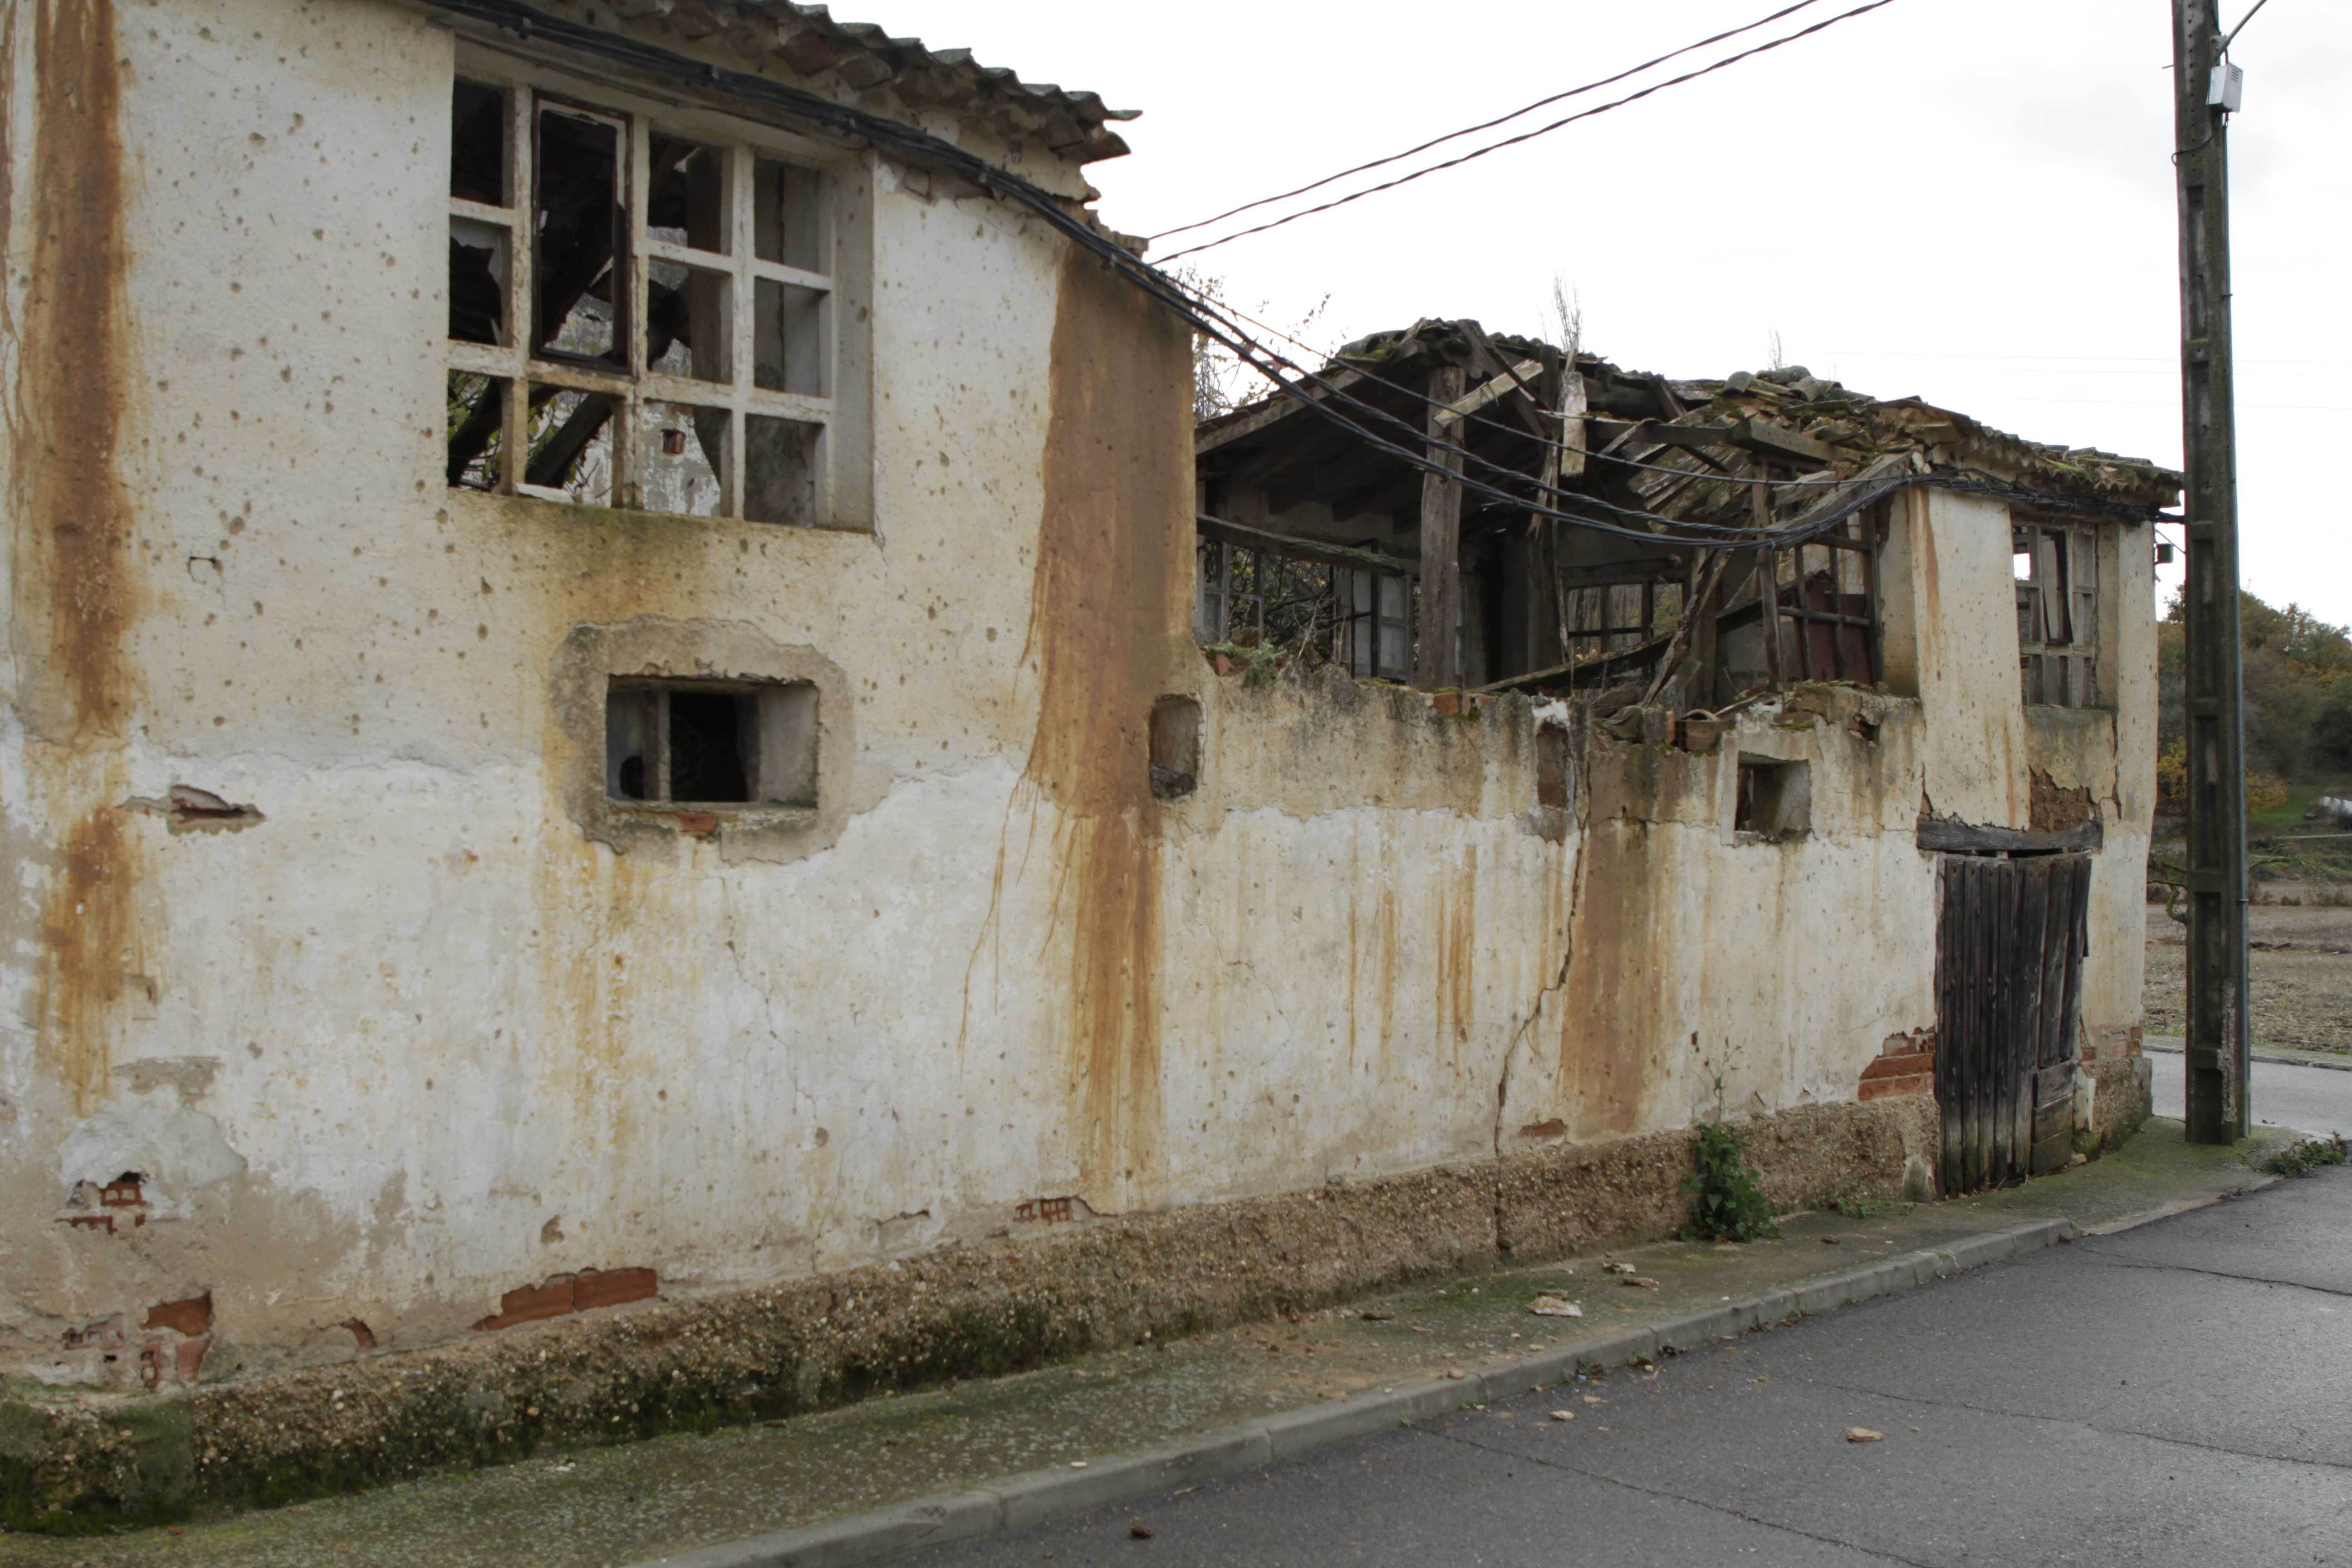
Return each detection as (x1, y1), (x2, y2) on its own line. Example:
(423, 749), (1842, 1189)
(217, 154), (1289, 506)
(744, 415), (819, 525)
(451, 80), (506, 206)
(648, 132), (729, 255)
(525, 386), (615, 505)
(533, 103), (626, 365)
(446, 372), (507, 490)
(754, 278), (827, 395)
(448, 216), (508, 344)
(648, 260), (732, 385)
(754, 157), (826, 270)
(639, 402), (728, 518)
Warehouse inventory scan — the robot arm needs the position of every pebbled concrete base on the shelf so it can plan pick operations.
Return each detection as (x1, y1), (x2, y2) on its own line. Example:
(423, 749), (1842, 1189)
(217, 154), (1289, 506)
(0, 1098), (1934, 1526)
(634, 1221), (2076, 1568)
(0, 1119), (2289, 1568)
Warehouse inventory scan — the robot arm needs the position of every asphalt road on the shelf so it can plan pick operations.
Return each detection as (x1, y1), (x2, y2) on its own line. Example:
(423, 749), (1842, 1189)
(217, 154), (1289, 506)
(906, 1167), (2352, 1567)
(2150, 1050), (2352, 1137)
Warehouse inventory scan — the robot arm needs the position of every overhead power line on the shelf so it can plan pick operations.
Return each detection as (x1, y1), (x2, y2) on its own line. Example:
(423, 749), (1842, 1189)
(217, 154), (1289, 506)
(1147, 0), (1830, 245)
(421, 0), (2161, 555)
(1157, 0), (1905, 262)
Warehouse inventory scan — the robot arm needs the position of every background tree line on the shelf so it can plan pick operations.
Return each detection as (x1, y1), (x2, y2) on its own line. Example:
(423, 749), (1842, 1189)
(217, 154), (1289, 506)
(2157, 588), (2352, 818)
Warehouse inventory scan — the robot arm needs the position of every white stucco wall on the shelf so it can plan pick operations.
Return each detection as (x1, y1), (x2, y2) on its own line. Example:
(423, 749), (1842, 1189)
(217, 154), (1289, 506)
(0, 0), (2158, 1392)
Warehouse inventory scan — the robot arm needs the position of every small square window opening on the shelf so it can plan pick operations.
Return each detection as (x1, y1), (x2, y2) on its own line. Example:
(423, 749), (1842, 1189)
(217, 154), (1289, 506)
(1734, 757), (1811, 842)
(606, 678), (818, 810)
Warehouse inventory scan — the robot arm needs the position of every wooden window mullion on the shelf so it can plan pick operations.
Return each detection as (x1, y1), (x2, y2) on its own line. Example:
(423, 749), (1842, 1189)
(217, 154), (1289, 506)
(651, 688), (672, 804)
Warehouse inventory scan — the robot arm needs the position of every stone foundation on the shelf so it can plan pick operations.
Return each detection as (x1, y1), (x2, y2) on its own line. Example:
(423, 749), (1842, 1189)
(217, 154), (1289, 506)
(1, 1096), (1934, 1527)
(2077, 1052), (2155, 1155)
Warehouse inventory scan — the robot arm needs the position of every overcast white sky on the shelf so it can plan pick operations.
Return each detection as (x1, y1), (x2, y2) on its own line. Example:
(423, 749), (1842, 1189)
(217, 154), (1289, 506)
(874, 0), (2347, 623)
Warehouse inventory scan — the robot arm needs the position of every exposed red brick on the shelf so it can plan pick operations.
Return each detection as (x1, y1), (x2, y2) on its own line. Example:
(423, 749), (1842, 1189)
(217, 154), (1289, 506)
(143, 1292), (212, 1337)
(1517, 1118), (1567, 1140)
(573, 1267), (658, 1313)
(473, 1277), (576, 1332)
(2126, 1026), (2144, 1056)
(176, 1337), (210, 1384)
(1859, 1047), (1935, 1101)
(1860, 1050), (1933, 1079)
(1431, 691), (1462, 717)
(59, 1214), (114, 1234)
(344, 1318), (377, 1350)
(98, 1175), (147, 1208)
(672, 810), (720, 838)
(2081, 1045), (2098, 1062)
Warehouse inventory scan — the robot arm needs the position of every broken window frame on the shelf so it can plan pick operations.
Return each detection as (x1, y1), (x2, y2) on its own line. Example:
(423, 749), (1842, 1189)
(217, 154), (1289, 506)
(1772, 500), (1888, 686)
(444, 57), (842, 524)
(1196, 537), (1402, 676)
(1333, 565), (1413, 683)
(605, 676), (819, 810)
(2013, 517), (2101, 709)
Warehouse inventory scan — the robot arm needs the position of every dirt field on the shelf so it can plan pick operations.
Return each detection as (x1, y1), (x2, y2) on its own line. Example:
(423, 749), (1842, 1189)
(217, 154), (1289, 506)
(2144, 896), (2352, 1055)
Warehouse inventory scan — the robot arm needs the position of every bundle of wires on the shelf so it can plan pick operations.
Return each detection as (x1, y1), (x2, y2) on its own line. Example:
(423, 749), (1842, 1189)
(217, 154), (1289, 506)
(422, 0), (2171, 544)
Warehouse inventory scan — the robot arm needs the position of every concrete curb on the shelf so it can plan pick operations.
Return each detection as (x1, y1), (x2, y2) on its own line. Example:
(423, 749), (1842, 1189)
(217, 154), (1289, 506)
(2077, 1176), (2281, 1236)
(631, 1217), (2072, 1568)
(2143, 1039), (2352, 1073)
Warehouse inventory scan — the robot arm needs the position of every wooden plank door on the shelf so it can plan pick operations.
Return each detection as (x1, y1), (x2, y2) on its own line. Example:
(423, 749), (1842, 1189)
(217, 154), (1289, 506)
(1934, 853), (2091, 1196)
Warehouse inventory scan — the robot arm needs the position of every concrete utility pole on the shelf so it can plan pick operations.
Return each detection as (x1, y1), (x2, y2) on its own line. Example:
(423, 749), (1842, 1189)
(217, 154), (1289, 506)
(2173, 0), (2251, 1142)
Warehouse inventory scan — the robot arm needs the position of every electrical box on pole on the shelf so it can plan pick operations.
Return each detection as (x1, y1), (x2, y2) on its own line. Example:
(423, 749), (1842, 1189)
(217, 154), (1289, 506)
(2173, 0), (2250, 1143)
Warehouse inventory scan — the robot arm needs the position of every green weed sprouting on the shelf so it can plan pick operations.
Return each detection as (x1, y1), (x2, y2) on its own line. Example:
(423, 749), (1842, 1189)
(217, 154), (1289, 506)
(2262, 1136), (2348, 1178)
(1681, 1116), (1779, 1243)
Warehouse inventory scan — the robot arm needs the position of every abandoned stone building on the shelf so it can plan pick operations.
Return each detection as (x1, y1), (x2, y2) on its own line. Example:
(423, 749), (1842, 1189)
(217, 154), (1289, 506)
(0, 0), (2173, 1518)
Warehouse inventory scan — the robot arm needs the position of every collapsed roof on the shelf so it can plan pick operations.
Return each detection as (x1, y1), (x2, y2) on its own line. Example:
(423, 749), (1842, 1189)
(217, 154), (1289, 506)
(1199, 318), (2183, 536)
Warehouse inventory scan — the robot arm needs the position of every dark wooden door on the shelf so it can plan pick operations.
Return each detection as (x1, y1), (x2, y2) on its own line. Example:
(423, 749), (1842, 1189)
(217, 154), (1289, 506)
(1933, 853), (2091, 1195)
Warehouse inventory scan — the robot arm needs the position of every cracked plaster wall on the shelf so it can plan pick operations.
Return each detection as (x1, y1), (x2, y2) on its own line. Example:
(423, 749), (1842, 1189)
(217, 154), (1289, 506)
(0, 0), (2153, 1403)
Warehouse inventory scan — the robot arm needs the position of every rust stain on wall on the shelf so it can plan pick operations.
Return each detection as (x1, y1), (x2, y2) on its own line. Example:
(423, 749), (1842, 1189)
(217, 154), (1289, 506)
(41, 809), (132, 1112)
(6, 1), (146, 1114)
(1553, 820), (1662, 1137)
(1023, 248), (1191, 1207)
(8, 0), (139, 742)
(1436, 846), (1477, 1061)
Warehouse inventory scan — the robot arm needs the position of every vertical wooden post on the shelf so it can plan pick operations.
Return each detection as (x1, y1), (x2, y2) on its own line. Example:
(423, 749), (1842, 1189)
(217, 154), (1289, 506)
(2175, 0), (2248, 1142)
(1541, 368), (1587, 676)
(1688, 553), (1720, 708)
(1417, 364), (1467, 690)
(1753, 467), (1781, 687)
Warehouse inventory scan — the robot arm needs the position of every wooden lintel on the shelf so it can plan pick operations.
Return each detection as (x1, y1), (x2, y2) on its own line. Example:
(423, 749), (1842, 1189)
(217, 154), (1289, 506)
(1196, 514), (1417, 579)
(1916, 818), (2104, 856)
(1728, 417), (1833, 466)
